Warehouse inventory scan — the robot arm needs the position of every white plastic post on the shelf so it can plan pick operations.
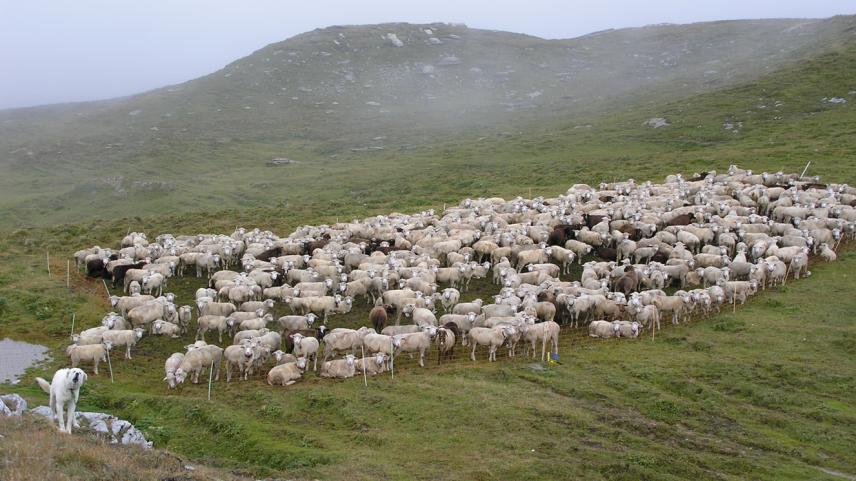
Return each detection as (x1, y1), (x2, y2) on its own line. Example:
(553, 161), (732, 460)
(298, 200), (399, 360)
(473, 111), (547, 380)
(801, 161), (811, 179)
(208, 360), (214, 401)
(70, 314), (75, 338)
(362, 345), (367, 387)
(390, 338), (394, 379)
(106, 349), (114, 384)
(67, 260), (70, 287)
(47, 252), (50, 276)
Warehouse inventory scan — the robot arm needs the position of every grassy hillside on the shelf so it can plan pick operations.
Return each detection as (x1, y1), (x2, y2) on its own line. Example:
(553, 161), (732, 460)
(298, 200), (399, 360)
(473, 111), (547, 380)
(2, 16), (856, 481)
(1, 203), (855, 480)
(0, 17), (855, 229)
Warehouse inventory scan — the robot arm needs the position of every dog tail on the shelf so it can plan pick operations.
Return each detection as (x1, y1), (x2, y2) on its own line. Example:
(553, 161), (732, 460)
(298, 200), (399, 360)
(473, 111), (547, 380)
(35, 377), (51, 394)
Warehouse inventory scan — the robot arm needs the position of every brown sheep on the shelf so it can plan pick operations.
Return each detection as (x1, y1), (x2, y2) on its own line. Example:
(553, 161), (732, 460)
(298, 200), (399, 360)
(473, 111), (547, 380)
(370, 305), (391, 332)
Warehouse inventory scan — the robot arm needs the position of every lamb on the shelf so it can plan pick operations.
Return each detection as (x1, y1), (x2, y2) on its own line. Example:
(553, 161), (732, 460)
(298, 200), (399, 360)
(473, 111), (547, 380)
(588, 320), (621, 338)
(163, 352), (185, 389)
(151, 320), (181, 338)
(393, 325), (438, 367)
(175, 345), (223, 384)
(290, 333), (320, 371)
(452, 298), (483, 316)
(224, 343), (257, 382)
(319, 354), (357, 379)
(67, 340), (113, 375)
(196, 315), (235, 343)
(468, 326), (513, 362)
(267, 357), (308, 386)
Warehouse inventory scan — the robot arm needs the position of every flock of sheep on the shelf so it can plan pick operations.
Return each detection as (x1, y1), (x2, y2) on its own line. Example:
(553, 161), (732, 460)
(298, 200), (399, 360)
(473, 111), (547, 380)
(68, 165), (853, 388)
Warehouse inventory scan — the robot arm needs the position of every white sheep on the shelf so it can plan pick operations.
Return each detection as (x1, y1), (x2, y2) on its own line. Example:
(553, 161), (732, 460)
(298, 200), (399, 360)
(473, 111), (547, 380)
(439, 288), (460, 313)
(401, 304), (438, 327)
(319, 354), (357, 379)
(196, 315), (234, 343)
(101, 328), (145, 359)
(177, 305), (193, 334)
(175, 345), (223, 384)
(163, 352), (185, 389)
(354, 353), (388, 376)
(468, 326), (513, 362)
(67, 340), (113, 375)
(267, 357), (308, 386)
(589, 320), (621, 338)
(290, 333), (320, 371)
(151, 320), (182, 338)
(393, 326), (438, 367)
(224, 343), (257, 382)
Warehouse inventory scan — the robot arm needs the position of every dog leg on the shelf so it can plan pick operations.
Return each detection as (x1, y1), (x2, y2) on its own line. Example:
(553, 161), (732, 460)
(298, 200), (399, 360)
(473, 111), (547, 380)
(65, 400), (76, 433)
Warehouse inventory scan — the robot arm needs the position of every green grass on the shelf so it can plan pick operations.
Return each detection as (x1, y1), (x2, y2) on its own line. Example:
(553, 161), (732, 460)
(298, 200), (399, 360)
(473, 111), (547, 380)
(2, 214), (856, 480)
(1, 17), (856, 481)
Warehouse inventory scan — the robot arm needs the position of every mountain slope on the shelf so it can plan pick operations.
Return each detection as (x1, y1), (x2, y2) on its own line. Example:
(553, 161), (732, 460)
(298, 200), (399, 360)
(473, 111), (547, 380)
(0, 16), (855, 229)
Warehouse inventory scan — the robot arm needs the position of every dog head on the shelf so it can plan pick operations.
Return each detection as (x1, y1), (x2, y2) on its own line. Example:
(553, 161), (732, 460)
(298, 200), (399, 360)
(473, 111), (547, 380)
(67, 368), (87, 401)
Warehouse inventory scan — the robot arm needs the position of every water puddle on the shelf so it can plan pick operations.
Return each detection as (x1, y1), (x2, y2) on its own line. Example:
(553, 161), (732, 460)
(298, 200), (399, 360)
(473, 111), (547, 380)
(0, 338), (51, 384)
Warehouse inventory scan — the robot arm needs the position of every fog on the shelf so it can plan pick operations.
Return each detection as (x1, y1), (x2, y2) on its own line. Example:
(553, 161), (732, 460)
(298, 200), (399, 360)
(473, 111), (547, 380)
(0, 0), (852, 110)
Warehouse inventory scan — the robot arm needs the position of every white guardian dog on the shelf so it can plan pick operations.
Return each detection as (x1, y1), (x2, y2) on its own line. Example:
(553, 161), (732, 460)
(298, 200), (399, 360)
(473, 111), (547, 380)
(35, 368), (88, 434)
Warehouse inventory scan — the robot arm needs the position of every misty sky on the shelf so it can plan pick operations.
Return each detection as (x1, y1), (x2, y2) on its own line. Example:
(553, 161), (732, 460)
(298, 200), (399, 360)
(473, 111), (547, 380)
(1, 0), (853, 110)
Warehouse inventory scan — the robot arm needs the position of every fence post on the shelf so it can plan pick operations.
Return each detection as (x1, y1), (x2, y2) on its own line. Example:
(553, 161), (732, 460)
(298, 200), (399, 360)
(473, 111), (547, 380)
(390, 338), (394, 379)
(47, 252), (51, 276)
(361, 345), (367, 387)
(208, 360), (214, 401)
(70, 314), (75, 339)
(67, 260), (70, 287)
(106, 348), (114, 384)
(103, 279), (111, 299)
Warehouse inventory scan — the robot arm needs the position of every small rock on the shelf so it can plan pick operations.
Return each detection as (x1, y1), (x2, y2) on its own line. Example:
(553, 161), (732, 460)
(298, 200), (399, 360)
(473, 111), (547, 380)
(438, 56), (461, 66)
(1, 394), (27, 416)
(529, 364), (547, 371)
(643, 118), (670, 128)
(128, 110), (141, 116)
(29, 406), (53, 419)
(185, 466), (196, 471)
